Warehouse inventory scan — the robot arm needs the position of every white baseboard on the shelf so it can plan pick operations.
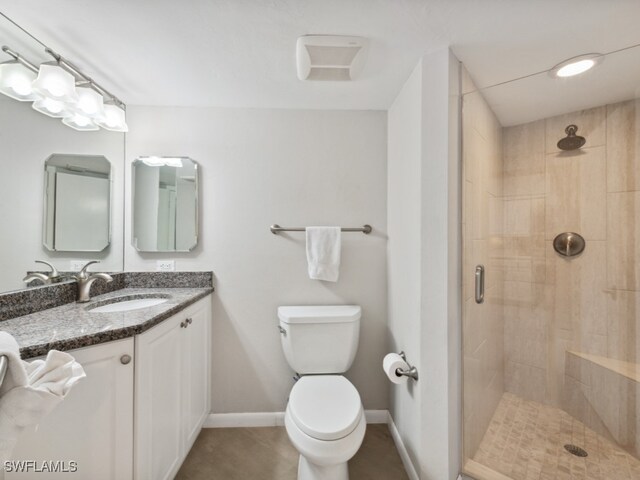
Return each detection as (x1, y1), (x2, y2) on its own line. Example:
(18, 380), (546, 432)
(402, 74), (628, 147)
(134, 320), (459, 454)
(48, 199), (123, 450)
(204, 409), (389, 428)
(203, 412), (286, 428)
(364, 409), (388, 424)
(387, 412), (420, 480)
(203, 409), (420, 480)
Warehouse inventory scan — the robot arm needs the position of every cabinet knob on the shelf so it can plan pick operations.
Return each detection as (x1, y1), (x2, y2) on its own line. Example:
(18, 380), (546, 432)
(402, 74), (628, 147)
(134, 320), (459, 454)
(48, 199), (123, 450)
(120, 354), (132, 365)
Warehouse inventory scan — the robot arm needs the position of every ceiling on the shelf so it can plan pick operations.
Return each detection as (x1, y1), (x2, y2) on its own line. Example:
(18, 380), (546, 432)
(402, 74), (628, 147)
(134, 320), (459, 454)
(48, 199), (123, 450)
(1, 0), (640, 117)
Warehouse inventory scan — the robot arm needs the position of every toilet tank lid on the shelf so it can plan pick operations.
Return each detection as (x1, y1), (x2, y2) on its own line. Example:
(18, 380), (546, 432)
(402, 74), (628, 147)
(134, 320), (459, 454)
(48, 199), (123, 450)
(278, 305), (361, 324)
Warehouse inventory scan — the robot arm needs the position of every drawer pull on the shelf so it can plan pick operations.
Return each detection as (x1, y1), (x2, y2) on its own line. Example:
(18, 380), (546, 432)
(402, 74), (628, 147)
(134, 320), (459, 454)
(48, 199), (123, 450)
(120, 354), (132, 365)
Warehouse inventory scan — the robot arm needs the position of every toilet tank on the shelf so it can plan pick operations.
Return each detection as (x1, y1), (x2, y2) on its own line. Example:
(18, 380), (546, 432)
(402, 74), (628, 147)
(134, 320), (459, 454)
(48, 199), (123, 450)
(278, 305), (361, 374)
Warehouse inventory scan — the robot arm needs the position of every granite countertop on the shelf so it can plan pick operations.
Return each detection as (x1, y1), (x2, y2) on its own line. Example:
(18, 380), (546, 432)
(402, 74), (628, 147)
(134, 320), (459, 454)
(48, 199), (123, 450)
(0, 287), (213, 359)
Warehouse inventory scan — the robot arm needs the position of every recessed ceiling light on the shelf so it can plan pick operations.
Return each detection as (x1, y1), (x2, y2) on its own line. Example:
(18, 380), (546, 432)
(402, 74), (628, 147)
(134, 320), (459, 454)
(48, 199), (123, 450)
(550, 53), (604, 78)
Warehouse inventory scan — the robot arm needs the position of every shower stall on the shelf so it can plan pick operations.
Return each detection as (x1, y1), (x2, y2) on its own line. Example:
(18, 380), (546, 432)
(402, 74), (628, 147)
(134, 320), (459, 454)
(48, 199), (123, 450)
(461, 45), (640, 480)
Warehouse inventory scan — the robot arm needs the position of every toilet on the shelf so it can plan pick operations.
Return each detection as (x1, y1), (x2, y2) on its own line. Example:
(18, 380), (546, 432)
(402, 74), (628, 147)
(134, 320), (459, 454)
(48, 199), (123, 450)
(278, 305), (366, 480)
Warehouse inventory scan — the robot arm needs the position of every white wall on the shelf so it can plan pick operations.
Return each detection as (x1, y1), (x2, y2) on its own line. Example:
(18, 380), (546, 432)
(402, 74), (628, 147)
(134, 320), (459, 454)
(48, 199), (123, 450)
(387, 61), (423, 471)
(0, 94), (125, 293)
(125, 107), (389, 412)
(387, 49), (462, 479)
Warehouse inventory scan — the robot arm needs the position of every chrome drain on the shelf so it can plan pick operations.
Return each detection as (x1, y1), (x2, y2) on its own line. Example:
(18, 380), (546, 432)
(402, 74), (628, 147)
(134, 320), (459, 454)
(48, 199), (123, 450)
(564, 444), (588, 457)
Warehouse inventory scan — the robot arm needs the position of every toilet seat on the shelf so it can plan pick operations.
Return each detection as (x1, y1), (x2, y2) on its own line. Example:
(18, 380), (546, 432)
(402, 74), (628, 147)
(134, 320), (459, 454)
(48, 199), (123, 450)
(288, 375), (362, 441)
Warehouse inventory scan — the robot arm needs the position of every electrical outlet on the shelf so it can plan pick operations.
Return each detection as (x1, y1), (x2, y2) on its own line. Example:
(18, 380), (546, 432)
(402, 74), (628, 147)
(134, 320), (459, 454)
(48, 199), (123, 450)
(156, 260), (175, 272)
(70, 260), (86, 271)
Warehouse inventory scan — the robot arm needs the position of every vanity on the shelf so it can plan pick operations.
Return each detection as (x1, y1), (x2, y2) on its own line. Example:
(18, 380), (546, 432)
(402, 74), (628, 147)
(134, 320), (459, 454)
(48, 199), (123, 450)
(0, 275), (213, 480)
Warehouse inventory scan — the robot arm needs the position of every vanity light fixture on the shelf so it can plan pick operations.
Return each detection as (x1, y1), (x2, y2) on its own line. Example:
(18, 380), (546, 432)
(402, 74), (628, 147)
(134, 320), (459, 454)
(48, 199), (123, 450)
(0, 60), (38, 101)
(550, 53), (603, 78)
(0, 45), (128, 132)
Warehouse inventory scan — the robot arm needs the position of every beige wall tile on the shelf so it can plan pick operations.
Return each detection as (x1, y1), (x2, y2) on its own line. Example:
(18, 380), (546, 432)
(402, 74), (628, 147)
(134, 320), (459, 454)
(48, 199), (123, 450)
(505, 361), (546, 403)
(545, 105), (606, 154)
(503, 120), (545, 196)
(546, 240), (607, 347)
(606, 289), (640, 362)
(545, 146), (606, 240)
(607, 191), (640, 290)
(607, 99), (640, 193)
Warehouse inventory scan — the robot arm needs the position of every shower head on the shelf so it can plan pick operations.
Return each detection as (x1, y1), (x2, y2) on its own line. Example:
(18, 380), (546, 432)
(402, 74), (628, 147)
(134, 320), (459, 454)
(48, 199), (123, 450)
(557, 124), (586, 151)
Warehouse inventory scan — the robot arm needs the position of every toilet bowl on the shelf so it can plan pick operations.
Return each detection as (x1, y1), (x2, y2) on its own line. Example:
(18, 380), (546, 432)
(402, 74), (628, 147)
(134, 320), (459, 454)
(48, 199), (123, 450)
(278, 305), (365, 480)
(284, 375), (366, 480)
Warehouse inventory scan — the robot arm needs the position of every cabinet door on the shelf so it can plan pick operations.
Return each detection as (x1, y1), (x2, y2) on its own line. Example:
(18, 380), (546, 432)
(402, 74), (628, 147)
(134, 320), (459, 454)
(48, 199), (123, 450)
(182, 298), (211, 451)
(134, 313), (184, 480)
(8, 338), (134, 480)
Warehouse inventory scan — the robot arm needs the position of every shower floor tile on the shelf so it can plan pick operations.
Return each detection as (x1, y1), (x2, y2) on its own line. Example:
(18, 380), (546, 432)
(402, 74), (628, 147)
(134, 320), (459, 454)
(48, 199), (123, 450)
(471, 392), (640, 480)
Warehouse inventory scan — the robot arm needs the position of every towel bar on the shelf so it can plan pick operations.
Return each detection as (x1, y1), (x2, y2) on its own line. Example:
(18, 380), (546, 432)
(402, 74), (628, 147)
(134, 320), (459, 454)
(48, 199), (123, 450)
(270, 224), (372, 234)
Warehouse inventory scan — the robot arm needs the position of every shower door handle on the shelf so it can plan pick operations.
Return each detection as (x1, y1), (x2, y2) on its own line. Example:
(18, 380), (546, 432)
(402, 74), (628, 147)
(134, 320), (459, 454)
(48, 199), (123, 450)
(475, 265), (485, 304)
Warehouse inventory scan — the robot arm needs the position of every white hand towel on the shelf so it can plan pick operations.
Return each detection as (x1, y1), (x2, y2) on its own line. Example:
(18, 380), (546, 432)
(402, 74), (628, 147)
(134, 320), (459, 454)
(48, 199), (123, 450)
(0, 333), (86, 464)
(306, 226), (341, 282)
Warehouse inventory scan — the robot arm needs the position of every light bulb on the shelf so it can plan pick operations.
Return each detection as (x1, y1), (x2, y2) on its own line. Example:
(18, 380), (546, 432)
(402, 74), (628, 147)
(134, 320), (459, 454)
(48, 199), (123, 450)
(0, 61), (39, 101)
(96, 104), (128, 132)
(32, 63), (78, 102)
(63, 113), (99, 131)
(33, 97), (72, 118)
(76, 87), (105, 118)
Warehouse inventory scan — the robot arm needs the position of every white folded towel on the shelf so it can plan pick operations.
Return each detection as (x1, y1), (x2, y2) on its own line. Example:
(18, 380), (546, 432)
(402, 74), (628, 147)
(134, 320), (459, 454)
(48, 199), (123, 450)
(306, 226), (341, 282)
(0, 332), (86, 464)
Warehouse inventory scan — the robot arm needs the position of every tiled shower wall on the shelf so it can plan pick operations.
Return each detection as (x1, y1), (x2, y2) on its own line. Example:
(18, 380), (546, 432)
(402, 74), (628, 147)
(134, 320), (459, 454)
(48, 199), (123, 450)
(462, 70), (505, 460)
(502, 99), (640, 412)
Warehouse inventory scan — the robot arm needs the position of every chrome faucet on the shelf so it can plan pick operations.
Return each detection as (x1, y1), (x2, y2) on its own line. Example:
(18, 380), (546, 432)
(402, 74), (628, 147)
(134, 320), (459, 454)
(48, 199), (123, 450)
(23, 260), (62, 285)
(71, 261), (113, 303)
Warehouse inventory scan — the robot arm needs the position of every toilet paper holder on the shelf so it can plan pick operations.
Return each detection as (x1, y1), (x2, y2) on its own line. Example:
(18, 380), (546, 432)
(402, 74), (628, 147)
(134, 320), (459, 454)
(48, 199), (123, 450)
(396, 351), (419, 381)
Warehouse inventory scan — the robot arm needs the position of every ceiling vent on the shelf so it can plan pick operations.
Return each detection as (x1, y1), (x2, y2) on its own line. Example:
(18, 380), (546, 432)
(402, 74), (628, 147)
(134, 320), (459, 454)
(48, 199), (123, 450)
(296, 35), (369, 81)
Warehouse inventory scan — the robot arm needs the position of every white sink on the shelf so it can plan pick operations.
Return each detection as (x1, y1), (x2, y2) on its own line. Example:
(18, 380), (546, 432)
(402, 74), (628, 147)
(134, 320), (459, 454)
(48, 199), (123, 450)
(89, 297), (168, 313)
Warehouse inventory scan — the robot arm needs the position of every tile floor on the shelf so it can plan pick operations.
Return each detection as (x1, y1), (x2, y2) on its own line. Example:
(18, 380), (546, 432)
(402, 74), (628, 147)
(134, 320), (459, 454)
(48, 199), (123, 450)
(471, 392), (640, 480)
(176, 424), (409, 479)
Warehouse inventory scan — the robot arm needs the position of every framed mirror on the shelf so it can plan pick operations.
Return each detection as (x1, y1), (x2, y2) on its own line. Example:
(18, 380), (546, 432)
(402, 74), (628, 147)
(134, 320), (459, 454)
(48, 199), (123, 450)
(43, 154), (112, 252)
(132, 157), (199, 252)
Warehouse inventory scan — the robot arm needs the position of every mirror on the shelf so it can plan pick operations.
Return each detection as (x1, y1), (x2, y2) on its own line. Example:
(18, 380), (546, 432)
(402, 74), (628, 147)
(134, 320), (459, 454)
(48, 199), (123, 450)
(0, 14), (125, 294)
(43, 154), (112, 252)
(132, 157), (199, 252)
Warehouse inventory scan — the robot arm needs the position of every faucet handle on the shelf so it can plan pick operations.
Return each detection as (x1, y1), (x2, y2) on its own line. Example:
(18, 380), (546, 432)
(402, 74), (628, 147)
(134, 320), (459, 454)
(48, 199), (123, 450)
(35, 260), (61, 279)
(78, 260), (100, 276)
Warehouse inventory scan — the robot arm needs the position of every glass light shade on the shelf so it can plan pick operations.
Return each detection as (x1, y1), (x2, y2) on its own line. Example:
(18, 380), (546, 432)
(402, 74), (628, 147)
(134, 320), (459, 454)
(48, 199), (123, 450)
(32, 97), (72, 118)
(140, 156), (184, 168)
(0, 61), (39, 101)
(75, 87), (105, 118)
(32, 63), (78, 102)
(95, 104), (128, 132)
(62, 113), (99, 131)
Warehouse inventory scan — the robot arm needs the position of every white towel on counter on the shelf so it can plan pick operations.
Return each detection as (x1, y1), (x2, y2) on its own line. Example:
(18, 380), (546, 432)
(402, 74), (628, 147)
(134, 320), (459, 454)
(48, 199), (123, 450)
(0, 332), (86, 464)
(306, 226), (341, 282)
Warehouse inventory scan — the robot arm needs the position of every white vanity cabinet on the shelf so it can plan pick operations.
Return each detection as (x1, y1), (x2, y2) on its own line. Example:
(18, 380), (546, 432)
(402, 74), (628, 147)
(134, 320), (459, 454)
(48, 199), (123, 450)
(7, 338), (135, 480)
(6, 294), (211, 480)
(134, 296), (211, 480)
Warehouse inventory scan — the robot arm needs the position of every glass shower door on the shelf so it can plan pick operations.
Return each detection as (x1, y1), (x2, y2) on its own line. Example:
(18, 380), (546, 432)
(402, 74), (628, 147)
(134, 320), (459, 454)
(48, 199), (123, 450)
(461, 46), (640, 480)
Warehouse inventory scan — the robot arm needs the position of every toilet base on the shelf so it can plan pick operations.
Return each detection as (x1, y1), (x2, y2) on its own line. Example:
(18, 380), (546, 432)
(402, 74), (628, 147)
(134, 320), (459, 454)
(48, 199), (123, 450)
(298, 455), (349, 480)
